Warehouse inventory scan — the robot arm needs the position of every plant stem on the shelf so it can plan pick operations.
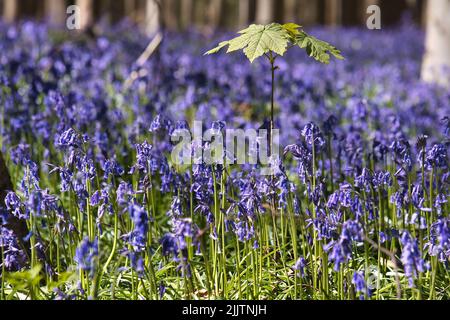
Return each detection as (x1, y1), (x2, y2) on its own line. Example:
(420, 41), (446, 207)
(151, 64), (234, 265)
(268, 51), (276, 157)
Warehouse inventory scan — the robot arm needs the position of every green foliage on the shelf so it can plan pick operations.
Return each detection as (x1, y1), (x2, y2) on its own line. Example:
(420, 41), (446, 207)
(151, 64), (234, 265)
(205, 23), (290, 63)
(4, 265), (43, 298)
(205, 22), (344, 64)
(296, 31), (344, 64)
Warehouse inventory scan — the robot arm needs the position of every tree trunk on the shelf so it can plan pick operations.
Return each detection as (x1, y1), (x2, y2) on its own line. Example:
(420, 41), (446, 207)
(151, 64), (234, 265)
(297, 0), (319, 26)
(207, 0), (222, 29)
(180, 0), (193, 30)
(422, 0), (450, 87)
(342, 0), (363, 26)
(0, 152), (30, 266)
(325, 0), (342, 26)
(3, 0), (17, 23)
(161, 0), (178, 31)
(379, 0), (408, 25)
(75, 0), (93, 30)
(110, 0), (125, 24)
(124, 0), (137, 21)
(256, 0), (274, 24)
(238, 0), (250, 27)
(283, 0), (297, 23)
(145, 0), (161, 35)
(45, 0), (66, 26)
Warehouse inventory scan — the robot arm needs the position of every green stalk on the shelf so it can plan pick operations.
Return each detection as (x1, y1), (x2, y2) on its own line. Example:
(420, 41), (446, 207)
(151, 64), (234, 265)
(428, 167), (436, 300)
(1, 246), (5, 300)
(268, 51), (276, 155)
(220, 167), (228, 298)
(235, 236), (242, 299)
(102, 210), (118, 274)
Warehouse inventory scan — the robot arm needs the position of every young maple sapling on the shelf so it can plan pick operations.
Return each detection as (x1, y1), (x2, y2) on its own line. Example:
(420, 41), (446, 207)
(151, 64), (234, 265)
(205, 23), (344, 154)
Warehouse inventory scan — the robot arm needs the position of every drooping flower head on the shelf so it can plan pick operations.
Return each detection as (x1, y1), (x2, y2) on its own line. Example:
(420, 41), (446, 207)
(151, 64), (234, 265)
(400, 231), (427, 288)
(74, 237), (98, 276)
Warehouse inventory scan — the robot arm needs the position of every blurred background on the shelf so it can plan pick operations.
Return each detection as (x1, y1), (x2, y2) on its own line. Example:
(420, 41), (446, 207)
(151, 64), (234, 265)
(0, 0), (448, 87)
(0, 0), (428, 30)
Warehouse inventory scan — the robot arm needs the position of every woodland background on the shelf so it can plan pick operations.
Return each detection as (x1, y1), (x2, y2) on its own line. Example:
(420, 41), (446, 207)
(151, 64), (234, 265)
(0, 0), (429, 30)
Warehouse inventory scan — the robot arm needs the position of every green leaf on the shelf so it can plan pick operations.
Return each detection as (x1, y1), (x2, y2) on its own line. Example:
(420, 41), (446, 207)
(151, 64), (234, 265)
(5, 264), (43, 291)
(205, 23), (290, 63)
(282, 23), (301, 36)
(204, 41), (229, 55)
(205, 22), (344, 65)
(295, 31), (344, 64)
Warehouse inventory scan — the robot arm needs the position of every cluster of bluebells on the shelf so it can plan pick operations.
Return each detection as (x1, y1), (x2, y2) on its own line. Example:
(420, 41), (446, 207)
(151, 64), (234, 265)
(0, 20), (448, 300)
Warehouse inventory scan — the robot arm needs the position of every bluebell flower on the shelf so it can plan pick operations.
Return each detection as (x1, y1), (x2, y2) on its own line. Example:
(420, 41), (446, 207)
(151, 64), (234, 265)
(9, 144), (31, 165)
(425, 144), (448, 169)
(327, 220), (364, 271)
(427, 218), (450, 262)
(352, 271), (367, 300)
(74, 237), (98, 276)
(132, 141), (153, 173)
(355, 168), (373, 192)
(0, 226), (27, 271)
(5, 192), (24, 219)
(160, 233), (179, 257)
(167, 196), (183, 218)
(411, 184), (425, 209)
(442, 116), (450, 138)
(293, 257), (307, 278)
(58, 128), (81, 148)
(389, 138), (412, 171)
(102, 158), (124, 179)
(127, 203), (149, 252)
(159, 282), (166, 299)
(116, 181), (134, 209)
(301, 122), (325, 149)
(379, 232), (388, 244)
(400, 231), (426, 288)
(149, 114), (173, 134)
(322, 115), (338, 137)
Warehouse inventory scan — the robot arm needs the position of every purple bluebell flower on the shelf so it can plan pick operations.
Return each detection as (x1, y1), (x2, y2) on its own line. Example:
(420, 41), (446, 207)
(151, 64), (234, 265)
(400, 231), (426, 287)
(352, 271), (367, 300)
(58, 128), (81, 148)
(9, 144), (31, 165)
(159, 282), (166, 299)
(149, 114), (173, 134)
(355, 168), (373, 192)
(442, 116), (450, 138)
(425, 144), (448, 169)
(74, 237), (98, 276)
(293, 257), (307, 278)
(301, 122), (325, 149)
(0, 226), (27, 270)
(102, 158), (124, 179)
(322, 115), (338, 137)
(427, 218), (450, 262)
(411, 184), (425, 209)
(327, 220), (364, 271)
(126, 204), (149, 252)
(116, 181), (134, 208)
(5, 192), (24, 219)
(167, 196), (183, 218)
(389, 138), (412, 171)
(379, 232), (388, 244)
(160, 233), (179, 257)
(131, 141), (153, 173)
